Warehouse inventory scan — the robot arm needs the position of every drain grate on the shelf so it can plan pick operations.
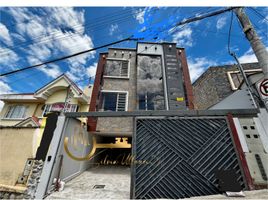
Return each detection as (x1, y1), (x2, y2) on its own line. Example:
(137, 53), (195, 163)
(93, 185), (105, 189)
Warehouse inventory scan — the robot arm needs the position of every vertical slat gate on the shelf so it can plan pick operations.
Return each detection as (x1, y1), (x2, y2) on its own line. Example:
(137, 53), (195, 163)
(131, 117), (247, 199)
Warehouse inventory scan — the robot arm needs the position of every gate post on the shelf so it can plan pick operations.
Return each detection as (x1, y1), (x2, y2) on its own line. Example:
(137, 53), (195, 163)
(227, 113), (255, 190)
(35, 114), (67, 199)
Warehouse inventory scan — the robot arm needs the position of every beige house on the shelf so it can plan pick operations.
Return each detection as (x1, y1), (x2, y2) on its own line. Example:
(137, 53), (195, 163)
(0, 74), (92, 189)
(0, 74), (92, 127)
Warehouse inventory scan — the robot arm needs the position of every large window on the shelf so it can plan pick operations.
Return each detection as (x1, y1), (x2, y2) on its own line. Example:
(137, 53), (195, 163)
(137, 55), (165, 110)
(5, 105), (27, 119)
(104, 59), (129, 78)
(42, 103), (79, 116)
(101, 92), (127, 111)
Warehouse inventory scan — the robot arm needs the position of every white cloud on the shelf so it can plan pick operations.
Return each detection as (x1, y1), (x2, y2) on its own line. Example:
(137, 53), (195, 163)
(134, 8), (146, 24)
(0, 23), (13, 46)
(86, 62), (97, 78)
(6, 7), (95, 82)
(238, 47), (268, 64)
(39, 64), (62, 79)
(109, 24), (119, 36)
(171, 26), (193, 47)
(27, 56), (62, 78)
(133, 7), (152, 24)
(188, 57), (217, 82)
(238, 49), (258, 63)
(0, 47), (19, 67)
(0, 80), (12, 112)
(216, 16), (227, 30)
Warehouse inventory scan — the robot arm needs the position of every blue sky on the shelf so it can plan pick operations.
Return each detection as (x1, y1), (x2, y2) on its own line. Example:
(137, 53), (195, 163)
(0, 7), (267, 98)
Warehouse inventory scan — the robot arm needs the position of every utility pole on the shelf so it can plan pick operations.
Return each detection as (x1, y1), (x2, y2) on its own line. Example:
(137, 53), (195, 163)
(234, 8), (268, 109)
(234, 8), (268, 79)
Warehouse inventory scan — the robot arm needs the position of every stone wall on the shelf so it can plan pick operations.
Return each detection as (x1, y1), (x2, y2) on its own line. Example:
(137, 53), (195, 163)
(0, 160), (43, 199)
(193, 63), (260, 110)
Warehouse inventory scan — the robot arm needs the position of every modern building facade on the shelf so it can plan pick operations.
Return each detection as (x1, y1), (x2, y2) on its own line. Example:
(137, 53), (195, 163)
(192, 62), (261, 109)
(88, 42), (194, 136)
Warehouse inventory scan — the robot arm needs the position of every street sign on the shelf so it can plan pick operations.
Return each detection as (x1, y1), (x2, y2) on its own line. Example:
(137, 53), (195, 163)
(256, 78), (268, 107)
(259, 79), (268, 96)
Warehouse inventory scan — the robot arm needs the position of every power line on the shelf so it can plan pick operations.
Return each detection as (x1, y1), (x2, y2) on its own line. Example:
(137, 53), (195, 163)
(0, 36), (141, 77)
(228, 11), (234, 55)
(0, 8), (155, 55)
(174, 7), (237, 28)
(1, 7), (237, 78)
(248, 7), (268, 22)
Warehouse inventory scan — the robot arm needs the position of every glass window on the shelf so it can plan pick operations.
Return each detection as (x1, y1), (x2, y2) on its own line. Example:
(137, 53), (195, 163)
(104, 60), (129, 77)
(5, 105), (27, 119)
(42, 103), (78, 116)
(101, 92), (127, 111)
(137, 55), (165, 110)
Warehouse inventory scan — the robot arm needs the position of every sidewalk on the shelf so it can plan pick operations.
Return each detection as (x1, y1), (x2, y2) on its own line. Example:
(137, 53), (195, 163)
(47, 166), (131, 199)
(47, 166), (268, 199)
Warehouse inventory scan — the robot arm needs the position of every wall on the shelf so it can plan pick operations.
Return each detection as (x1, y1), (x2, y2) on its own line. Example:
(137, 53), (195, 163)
(45, 89), (69, 104)
(193, 63), (260, 110)
(0, 127), (37, 185)
(96, 49), (136, 136)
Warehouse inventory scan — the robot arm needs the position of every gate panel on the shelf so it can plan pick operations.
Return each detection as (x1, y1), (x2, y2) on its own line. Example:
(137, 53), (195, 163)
(131, 117), (247, 199)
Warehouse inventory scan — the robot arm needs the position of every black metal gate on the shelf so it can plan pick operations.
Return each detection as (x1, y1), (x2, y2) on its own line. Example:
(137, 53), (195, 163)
(131, 117), (247, 199)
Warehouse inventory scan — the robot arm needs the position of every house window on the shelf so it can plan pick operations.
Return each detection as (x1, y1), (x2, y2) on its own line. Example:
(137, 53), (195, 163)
(104, 59), (129, 78)
(101, 92), (127, 111)
(5, 105), (27, 119)
(42, 103), (79, 116)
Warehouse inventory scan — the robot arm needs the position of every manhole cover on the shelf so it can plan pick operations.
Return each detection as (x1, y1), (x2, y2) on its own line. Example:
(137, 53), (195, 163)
(93, 185), (105, 189)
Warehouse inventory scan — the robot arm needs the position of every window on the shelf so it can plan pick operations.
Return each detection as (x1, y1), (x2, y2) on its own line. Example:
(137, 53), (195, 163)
(137, 55), (165, 110)
(104, 59), (129, 78)
(42, 103), (79, 116)
(101, 92), (127, 111)
(5, 105), (27, 119)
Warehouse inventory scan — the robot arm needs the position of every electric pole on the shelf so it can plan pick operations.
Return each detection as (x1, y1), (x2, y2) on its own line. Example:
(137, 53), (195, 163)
(234, 8), (268, 79)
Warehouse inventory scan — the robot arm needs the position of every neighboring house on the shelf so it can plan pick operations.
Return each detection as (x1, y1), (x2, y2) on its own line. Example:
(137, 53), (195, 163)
(0, 74), (92, 127)
(88, 42), (194, 136)
(0, 74), (92, 188)
(192, 62), (261, 109)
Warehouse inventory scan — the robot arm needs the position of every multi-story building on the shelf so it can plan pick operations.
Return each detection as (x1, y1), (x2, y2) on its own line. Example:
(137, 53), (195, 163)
(88, 42), (194, 137)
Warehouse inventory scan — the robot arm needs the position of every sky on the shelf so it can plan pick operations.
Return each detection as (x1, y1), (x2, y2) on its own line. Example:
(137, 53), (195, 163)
(0, 7), (267, 110)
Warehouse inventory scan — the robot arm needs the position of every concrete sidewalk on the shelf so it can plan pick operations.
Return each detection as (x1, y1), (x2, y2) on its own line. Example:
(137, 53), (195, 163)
(47, 166), (131, 199)
(47, 166), (268, 199)
(190, 189), (268, 199)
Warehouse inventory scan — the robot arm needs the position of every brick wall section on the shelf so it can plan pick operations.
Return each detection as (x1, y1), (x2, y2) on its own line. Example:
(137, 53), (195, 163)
(177, 48), (194, 109)
(192, 62), (260, 109)
(87, 53), (107, 131)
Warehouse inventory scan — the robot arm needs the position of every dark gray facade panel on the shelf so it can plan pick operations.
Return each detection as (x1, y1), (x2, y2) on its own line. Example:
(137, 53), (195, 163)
(131, 117), (247, 199)
(163, 44), (186, 110)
